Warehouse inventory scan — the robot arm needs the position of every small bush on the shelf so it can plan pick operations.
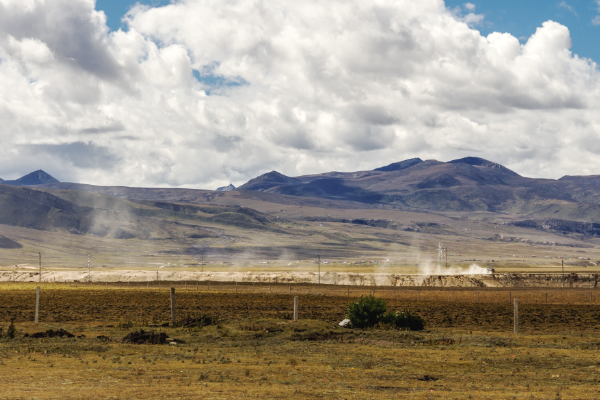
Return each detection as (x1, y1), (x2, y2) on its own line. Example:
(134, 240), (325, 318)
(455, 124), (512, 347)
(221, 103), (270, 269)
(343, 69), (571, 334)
(347, 296), (425, 330)
(346, 295), (387, 328)
(381, 311), (425, 331)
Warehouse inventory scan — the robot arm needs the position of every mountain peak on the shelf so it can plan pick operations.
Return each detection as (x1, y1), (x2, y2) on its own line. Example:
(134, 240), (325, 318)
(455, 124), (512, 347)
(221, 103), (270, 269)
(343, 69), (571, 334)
(239, 171), (301, 191)
(216, 184), (236, 192)
(447, 157), (519, 176)
(375, 158), (423, 172)
(4, 170), (59, 186)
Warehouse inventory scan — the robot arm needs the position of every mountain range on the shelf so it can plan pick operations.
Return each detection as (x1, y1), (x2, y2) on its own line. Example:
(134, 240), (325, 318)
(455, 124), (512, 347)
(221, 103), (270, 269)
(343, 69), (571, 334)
(5, 156), (600, 221)
(236, 157), (600, 218)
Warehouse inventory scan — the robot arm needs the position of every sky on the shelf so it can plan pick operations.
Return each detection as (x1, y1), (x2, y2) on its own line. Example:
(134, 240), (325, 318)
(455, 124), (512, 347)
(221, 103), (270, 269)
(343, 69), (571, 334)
(0, 0), (600, 189)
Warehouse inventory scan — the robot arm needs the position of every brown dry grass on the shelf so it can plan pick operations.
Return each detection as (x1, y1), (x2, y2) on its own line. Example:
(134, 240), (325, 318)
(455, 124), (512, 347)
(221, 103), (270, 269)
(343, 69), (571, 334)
(1, 284), (600, 398)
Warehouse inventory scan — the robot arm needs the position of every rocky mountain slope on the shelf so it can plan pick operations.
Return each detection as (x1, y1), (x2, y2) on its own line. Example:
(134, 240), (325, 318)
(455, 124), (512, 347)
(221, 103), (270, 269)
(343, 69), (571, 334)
(2, 170), (59, 186)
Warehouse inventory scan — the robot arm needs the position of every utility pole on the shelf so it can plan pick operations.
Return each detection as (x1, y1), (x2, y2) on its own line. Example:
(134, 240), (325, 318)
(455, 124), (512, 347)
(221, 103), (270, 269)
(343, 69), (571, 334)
(38, 253), (41, 283)
(318, 255), (321, 285)
(562, 260), (564, 288)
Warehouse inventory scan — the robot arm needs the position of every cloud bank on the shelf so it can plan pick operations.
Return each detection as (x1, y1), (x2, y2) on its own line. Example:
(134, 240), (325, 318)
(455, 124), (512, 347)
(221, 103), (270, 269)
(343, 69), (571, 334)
(0, 0), (599, 188)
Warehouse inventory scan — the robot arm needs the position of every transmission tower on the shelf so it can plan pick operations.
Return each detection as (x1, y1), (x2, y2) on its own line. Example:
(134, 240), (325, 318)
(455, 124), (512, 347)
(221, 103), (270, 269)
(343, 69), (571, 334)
(86, 253), (92, 282)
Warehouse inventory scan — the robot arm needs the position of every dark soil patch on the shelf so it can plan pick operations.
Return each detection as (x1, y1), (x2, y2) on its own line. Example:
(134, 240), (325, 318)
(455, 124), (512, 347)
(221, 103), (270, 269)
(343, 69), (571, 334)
(122, 330), (168, 345)
(24, 329), (74, 338)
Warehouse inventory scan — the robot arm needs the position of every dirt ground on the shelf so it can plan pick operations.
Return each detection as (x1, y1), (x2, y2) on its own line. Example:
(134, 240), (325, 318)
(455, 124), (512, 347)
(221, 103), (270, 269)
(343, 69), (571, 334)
(2, 284), (600, 398)
(2, 284), (600, 333)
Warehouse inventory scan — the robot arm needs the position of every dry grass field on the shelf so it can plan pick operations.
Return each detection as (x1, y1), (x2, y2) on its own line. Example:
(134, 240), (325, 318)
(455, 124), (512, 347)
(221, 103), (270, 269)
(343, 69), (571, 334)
(2, 284), (600, 398)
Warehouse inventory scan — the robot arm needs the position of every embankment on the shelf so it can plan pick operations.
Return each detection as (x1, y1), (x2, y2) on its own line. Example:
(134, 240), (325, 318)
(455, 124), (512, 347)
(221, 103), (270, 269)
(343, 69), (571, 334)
(0, 270), (597, 288)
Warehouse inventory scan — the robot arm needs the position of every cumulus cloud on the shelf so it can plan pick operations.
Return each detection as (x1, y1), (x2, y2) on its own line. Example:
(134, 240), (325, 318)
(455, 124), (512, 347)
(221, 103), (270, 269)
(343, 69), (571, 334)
(0, 0), (599, 188)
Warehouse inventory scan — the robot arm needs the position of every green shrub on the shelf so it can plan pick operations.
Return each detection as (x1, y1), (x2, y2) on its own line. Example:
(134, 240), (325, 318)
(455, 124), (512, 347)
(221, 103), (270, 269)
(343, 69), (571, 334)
(346, 295), (388, 328)
(346, 296), (425, 330)
(381, 311), (425, 331)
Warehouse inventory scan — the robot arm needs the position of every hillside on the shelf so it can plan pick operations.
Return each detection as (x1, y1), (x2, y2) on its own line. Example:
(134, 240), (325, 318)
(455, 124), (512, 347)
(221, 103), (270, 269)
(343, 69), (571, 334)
(0, 183), (283, 241)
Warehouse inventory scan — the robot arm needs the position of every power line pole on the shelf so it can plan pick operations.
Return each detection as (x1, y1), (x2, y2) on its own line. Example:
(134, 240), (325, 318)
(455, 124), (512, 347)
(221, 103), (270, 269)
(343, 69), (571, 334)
(318, 255), (321, 285)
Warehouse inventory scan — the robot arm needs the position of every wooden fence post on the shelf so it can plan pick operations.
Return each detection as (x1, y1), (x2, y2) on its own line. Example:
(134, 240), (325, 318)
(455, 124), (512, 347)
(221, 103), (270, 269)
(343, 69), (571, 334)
(293, 296), (298, 321)
(196, 282), (198, 291)
(545, 292), (547, 304)
(347, 287), (349, 298)
(35, 286), (40, 324)
(236, 282), (238, 292)
(185, 282), (187, 290)
(509, 291), (511, 304)
(170, 287), (176, 325)
(418, 290), (420, 301)
(514, 298), (519, 335)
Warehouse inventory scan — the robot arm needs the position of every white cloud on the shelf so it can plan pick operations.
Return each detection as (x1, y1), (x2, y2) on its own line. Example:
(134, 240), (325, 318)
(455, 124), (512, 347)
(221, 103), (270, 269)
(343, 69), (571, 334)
(594, 15), (600, 25)
(558, 1), (576, 15)
(464, 3), (476, 11)
(0, 0), (599, 188)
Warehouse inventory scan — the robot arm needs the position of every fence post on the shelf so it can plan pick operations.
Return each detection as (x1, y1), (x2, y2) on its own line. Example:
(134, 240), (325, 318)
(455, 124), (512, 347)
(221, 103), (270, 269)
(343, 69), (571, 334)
(293, 296), (298, 321)
(289, 285), (291, 294)
(185, 282), (187, 290)
(591, 292), (593, 305)
(418, 290), (420, 301)
(514, 298), (519, 335)
(196, 282), (198, 291)
(170, 287), (176, 325)
(509, 291), (511, 304)
(208, 280), (210, 291)
(545, 292), (547, 304)
(477, 291), (479, 303)
(35, 286), (40, 323)
(447, 291), (450, 302)
(347, 287), (349, 298)
(270, 285), (271, 293)
(236, 282), (238, 292)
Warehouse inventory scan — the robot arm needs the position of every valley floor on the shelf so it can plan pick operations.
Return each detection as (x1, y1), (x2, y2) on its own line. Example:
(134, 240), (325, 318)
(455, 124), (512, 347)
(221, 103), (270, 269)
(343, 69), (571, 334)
(1, 285), (600, 398)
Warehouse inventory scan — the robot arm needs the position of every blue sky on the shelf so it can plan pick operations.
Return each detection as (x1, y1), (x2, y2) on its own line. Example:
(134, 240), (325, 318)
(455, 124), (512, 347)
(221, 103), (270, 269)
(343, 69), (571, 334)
(96, 0), (600, 63)
(445, 0), (600, 62)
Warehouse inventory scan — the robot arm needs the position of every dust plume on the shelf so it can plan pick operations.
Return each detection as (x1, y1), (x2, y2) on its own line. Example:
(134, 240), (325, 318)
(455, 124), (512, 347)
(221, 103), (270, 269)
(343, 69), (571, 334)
(418, 260), (490, 275)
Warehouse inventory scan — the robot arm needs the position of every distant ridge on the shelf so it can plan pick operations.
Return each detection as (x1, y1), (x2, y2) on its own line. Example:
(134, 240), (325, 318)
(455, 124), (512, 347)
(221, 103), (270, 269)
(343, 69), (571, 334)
(239, 171), (301, 191)
(374, 158), (422, 172)
(3, 170), (59, 186)
(216, 184), (236, 192)
(448, 157), (520, 176)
